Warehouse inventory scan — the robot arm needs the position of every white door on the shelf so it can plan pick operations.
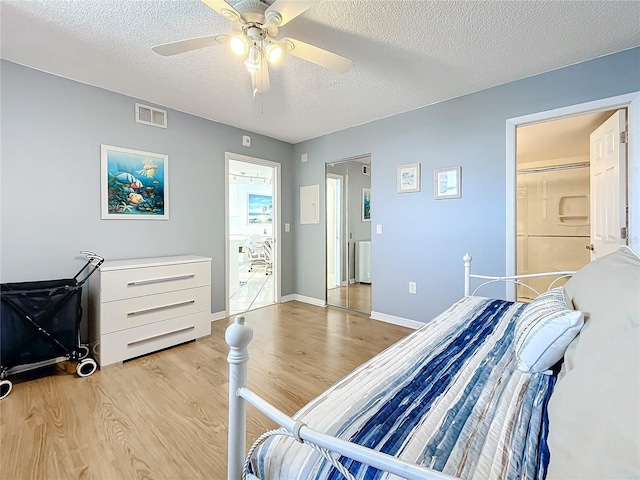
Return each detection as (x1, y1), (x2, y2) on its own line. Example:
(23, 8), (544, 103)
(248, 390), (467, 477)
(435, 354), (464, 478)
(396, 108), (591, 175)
(589, 109), (628, 259)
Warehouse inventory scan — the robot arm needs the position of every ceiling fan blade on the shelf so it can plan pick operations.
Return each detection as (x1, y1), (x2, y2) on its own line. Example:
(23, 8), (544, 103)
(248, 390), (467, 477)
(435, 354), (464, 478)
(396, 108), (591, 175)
(201, 0), (242, 23)
(265, 1), (319, 27)
(152, 35), (228, 56)
(250, 57), (271, 96)
(281, 37), (352, 73)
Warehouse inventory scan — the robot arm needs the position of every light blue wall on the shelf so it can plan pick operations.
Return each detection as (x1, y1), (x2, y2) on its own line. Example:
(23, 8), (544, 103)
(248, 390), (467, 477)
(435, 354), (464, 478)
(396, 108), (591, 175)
(0, 61), (295, 314)
(293, 47), (640, 323)
(3, 47), (639, 324)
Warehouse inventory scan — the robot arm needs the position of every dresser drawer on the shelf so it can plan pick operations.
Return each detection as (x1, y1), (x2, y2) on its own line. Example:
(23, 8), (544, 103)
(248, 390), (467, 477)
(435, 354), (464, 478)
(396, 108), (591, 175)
(97, 313), (211, 366)
(100, 261), (210, 302)
(100, 286), (210, 334)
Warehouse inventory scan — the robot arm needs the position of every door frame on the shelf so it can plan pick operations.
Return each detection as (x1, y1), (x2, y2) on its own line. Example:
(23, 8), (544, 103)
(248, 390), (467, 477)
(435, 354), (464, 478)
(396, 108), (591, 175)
(225, 152), (281, 315)
(326, 173), (343, 290)
(505, 91), (640, 300)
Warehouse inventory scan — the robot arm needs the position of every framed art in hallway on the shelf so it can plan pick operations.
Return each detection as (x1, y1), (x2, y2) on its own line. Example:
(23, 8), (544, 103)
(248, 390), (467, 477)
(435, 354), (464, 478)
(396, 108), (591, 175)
(434, 166), (462, 199)
(362, 188), (371, 221)
(101, 144), (169, 220)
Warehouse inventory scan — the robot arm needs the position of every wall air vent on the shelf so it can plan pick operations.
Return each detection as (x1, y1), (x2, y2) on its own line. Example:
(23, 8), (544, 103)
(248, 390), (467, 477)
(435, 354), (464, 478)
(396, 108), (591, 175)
(362, 164), (371, 176)
(135, 103), (167, 129)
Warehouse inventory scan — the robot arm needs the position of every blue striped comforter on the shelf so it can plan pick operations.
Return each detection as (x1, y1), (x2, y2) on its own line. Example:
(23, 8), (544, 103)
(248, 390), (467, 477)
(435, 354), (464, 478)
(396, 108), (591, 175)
(251, 296), (556, 480)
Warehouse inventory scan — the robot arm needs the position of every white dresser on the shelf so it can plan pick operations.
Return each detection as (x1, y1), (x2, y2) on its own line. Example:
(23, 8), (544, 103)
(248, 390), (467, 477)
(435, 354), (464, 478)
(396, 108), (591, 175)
(88, 255), (212, 367)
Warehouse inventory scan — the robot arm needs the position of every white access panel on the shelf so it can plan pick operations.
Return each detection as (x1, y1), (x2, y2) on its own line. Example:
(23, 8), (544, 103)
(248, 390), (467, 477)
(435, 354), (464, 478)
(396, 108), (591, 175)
(300, 185), (320, 224)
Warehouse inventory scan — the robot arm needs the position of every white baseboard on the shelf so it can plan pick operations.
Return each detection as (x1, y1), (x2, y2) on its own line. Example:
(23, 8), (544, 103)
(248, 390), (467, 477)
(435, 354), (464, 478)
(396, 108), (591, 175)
(211, 311), (229, 322)
(370, 311), (423, 330)
(282, 294), (326, 307)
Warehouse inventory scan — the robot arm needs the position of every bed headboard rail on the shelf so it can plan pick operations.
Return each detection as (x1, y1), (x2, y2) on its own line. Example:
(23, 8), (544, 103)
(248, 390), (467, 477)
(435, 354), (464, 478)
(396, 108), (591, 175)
(463, 253), (575, 298)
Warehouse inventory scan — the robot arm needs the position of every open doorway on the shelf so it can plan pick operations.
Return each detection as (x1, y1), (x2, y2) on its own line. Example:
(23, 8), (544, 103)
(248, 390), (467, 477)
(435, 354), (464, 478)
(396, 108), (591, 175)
(516, 111), (614, 299)
(226, 154), (280, 316)
(514, 107), (629, 300)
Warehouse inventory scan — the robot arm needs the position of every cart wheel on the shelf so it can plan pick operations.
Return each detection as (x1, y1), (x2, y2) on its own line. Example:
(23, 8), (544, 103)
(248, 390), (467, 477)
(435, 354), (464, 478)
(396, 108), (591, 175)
(78, 345), (90, 360)
(0, 379), (12, 400)
(76, 358), (97, 377)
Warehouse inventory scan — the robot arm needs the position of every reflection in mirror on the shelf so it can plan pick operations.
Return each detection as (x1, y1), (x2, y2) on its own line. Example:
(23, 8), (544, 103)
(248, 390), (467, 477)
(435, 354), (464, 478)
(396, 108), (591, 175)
(326, 156), (372, 314)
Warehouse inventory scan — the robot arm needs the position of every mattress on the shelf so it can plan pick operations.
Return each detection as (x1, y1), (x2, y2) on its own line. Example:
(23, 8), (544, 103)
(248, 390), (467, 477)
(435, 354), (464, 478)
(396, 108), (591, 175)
(250, 296), (556, 480)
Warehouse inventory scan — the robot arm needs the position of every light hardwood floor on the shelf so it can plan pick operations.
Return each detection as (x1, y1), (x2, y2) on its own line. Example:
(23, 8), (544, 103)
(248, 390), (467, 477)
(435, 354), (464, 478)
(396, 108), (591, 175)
(0, 301), (411, 480)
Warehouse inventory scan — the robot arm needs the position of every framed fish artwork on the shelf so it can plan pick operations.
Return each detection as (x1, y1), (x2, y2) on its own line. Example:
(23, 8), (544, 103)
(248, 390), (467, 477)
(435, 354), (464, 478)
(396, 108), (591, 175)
(101, 144), (169, 220)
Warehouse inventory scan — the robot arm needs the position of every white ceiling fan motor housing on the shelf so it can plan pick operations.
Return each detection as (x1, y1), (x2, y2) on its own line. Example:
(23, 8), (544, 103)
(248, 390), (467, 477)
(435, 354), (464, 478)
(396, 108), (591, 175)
(234, 1), (268, 24)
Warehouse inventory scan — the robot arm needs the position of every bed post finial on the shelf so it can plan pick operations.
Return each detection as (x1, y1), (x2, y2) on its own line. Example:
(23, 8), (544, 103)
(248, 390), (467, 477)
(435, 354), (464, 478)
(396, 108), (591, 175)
(463, 253), (472, 296)
(226, 315), (254, 480)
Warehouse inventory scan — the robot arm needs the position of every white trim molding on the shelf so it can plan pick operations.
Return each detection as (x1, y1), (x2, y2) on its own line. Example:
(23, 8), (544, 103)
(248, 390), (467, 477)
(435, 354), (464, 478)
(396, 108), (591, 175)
(506, 91), (640, 300)
(370, 311), (423, 330)
(282, 294), (327, 307)
(211, 311), (229, 322)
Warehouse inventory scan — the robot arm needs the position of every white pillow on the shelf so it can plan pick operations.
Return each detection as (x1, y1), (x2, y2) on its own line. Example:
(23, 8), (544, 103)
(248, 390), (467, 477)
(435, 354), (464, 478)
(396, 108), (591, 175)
(562, 246), (640, 371)
(514, 287), (583, 373)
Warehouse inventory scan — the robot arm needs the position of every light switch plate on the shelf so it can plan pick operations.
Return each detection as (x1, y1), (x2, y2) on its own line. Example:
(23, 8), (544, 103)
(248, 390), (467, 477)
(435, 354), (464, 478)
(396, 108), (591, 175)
(376, 224), (383, 234)
(285, 223), (290, 232)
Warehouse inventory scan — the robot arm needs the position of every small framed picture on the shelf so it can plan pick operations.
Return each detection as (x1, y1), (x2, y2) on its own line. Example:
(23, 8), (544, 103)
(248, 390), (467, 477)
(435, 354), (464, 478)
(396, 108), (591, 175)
(434, 167), (462, 199)
(397, 163), (421, 193)
(362, 188), (371, 221)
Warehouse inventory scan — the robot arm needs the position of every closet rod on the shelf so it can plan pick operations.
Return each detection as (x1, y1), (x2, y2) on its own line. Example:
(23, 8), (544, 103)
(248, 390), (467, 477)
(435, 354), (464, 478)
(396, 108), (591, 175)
(517, 162), (589, 175)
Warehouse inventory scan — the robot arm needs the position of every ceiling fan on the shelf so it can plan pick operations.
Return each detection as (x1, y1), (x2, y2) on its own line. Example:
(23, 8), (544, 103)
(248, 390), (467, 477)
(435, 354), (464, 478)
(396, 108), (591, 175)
(152, 0), (353, 96)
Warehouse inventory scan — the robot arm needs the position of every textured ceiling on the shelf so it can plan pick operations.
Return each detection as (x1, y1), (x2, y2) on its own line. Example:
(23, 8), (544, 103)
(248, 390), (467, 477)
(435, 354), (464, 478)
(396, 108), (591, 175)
(2, 0), (639, 144)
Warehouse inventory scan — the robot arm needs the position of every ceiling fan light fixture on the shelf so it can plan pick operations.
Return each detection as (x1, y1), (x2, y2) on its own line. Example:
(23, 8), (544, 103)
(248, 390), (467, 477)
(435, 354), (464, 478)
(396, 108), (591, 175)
(266, 43), (283, 64)
(244, 44), (262, 72)
(230, 35), (248, 56)
(153, 0), (352, 96)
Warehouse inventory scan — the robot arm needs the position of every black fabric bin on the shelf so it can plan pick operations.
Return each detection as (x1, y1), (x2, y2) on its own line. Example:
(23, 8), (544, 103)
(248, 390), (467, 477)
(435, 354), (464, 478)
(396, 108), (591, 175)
(1, 279), (83, 368)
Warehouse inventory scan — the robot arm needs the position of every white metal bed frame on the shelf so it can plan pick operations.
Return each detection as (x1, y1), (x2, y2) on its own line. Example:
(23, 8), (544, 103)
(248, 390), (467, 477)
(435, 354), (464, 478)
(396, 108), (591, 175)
(227, 253), (576, 480)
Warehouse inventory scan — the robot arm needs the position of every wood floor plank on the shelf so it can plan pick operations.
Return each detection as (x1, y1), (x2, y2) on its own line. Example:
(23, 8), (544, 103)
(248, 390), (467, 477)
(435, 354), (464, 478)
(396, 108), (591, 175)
(0, 302), (411, 479)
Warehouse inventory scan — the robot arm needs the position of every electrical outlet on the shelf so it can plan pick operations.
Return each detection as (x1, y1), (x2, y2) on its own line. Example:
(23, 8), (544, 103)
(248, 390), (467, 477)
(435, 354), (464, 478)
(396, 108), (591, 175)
(285, 223), (290, 232)
(409, 282), (417, 294)
(376, 224), (383, 234)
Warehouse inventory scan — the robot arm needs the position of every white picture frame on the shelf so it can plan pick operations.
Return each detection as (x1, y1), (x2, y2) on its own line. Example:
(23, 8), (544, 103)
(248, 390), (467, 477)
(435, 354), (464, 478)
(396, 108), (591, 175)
(434, 166), (462, 199)
(397, 163), (421, 193)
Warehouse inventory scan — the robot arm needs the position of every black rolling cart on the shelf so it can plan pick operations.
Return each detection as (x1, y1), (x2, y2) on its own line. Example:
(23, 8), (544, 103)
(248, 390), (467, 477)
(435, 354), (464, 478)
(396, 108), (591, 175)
(0, 251), (104, 399)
